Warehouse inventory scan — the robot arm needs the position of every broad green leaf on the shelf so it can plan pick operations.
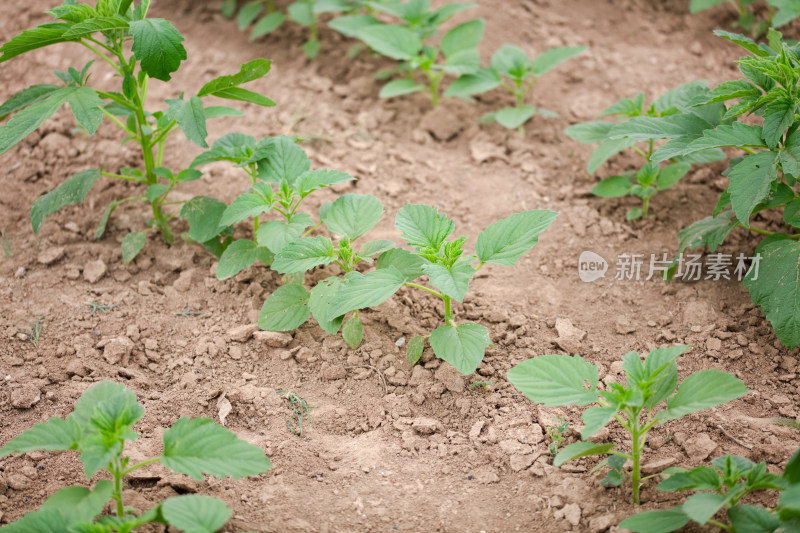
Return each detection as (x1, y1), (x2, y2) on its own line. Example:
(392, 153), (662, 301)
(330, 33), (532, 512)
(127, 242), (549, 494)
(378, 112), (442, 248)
(258, 283), (311, 331)
(216, 239), (273, 280)
(62, 15), (129, 38)
(303, 37), (320, 60)
(714, 30), (771, 57)
(256, 213), (313, 254)
(683, 492), (728, 525)
(295, 169), (354, 197)
(676, 210), (737, 255)
(40, 481), (113, 525)
(0, 87), (74, 156)
(379, 79), (424, 98)
(0, 509), (69, 533)
(376, 248), (426, 281)
(587, 137), (639, 174)
(727, 504), (781, 532)
(763, 97), (796, 149)
(320, 194), (383, 240)
(553, 441), (615, 467)
(309, 277), (345, 334)
(705, 79), (762, 104)
(198, 59), (272, 97)
(191, 132), (257, 167)
(180, 196), (228, 243)
(165, 96), (208, 148)
(327, 266), (406, 319)
(779, 484), (800, 522)
(440, 19), (484, 57)
(658, 465), (723, 492)
(785, 447), (800, 484)
(507, 354), (599, 406)
(0, 84), (60, 120)
(271, 236), (336, 274)
(619, 509), (690, 533)
(428, 1), (477, 25)
(665, 369), (747, 419)
(642, 345), (686, 409)
(48, 3), (98, 23)
(406, 335), (425, 365)
(256, 135), (309, 184)
(600, 92), (644, 117)
(219, 186), (274, 228)
(251, 12), (285, 39)
(564, 121), (614, 144)
(773, 2), (800, 27)
(161, 495), (232, 533)
(288, 1), (314, 24)
(493, 105), (536, 129)
(490, 44), (529, 77)
(444, 68), (501, 97)
(208, 87), (275, 107)
(31, 169), (101, 233)
(330, 15), (381, 38)
(475, 209), (558, 266)
(395, 204), (454, 250)
(608, 115), (708, 142)
(423, 259), (475, 301)
(531, 46), (586, 76)
(580, 406), (616, 440)
(161, 417), (271, 480)
(0, 418), (78, 456)
(121, 231), (146, 264)
(728, 151), (779, 225)
(342, 313), (364, 349)
(592, 174), (631, 197)
(781, 129), (800, 177)
(428, 322), (490, 375)
(0, 23), (74, 63)
(70, 381), (137, 430)
(657, 162), (691, 191)
(744, 239), (800, 348)
(655, 80), (709, 113)
(690, 0), (728, 12)
(129, 19), (186, 81)
(146, 183), (169, 203)
(237, 1), (262, 29)
(358, 24), (422, 61)
(204, 106), (244, 119)
(360, 239), (395, 257)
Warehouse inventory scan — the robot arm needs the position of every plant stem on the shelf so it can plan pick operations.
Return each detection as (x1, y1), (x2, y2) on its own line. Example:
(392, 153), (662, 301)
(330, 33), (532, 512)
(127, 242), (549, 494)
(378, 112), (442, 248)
(111, 460), (125, 517)
(100, 170), (143, 182)
(122, 456), (161, 475)
(404, 282), (445, 299)
(631, 420), (643, 505)
(444, 295), (453, 321)
(642, 197), (649, 218)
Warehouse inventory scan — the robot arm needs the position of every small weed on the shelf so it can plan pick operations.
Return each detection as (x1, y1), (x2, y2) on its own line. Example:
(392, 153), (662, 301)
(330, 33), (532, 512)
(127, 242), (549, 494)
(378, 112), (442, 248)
(278, 390), (314, 437)
(1, 229), (13, 258)
(17, 315), (46, 347)
(469, 380), (492, 390)
(547, 416), (570, 455)
(85, 301), (120, 315)
(175, 306), (203, 317)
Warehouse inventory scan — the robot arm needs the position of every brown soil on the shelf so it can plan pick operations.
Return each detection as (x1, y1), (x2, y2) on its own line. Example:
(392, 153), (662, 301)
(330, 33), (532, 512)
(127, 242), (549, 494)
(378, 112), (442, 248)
(1, 0), (799, 531)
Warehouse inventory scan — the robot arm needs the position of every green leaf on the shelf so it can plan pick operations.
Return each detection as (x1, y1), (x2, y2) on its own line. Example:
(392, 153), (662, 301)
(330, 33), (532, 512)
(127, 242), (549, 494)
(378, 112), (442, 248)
(587, 137), (639, 174)
(309, 277), (345, 334)
(475, 209), (558, 266)
(70, 381), (137, 430)
(66, 87), (103, 136)
(129, 19), (186, 82)
(406, 335), (425, 365)
(259, 283), (311, 331)
(191, 132), (257, 167)
(0, 23), (74, 63)
(440, 19), (484, 57)
(728, 151), (779, 225)
(180, 196), (228, 243)
(490, 44), (529, 77)
(580, 406), (617, 440)
(379, 79), (425, 98)
(327, 266), (406, 319)
(619, 509), (690, 533)
(237, 1), (262, 28)
(342, 313), (364, 349)
(676, 210), (737, 255)
(146, 183), (169, 203)
(303, 37), (320, 59)
(161, 495), (232, 533)
(161, 417), (271, 480)
(553, 441), (615, 467)
(204, 106), (244, 119)
(329, 14), (380, 37)
(657, 162), (691, 191)
(0, 84), (60, 120)
(357, 24), (422, 60)
(395, 204), (454, 250)
(744, 239), (800, 348)
(121, 231), (146, 264)
(31, 169), (101, 233)
(564, 121), (614, 144)
(779, 484), (800, 522)
(531, 46), (586, 75)
(221, 0), (237, 17)
(295, 169), (354, 197)
(0, 418), (78, 456)
(665, 369), (748, 419)
(714, 30), (770, 57)
(216, 239), (273, 280)
(592, 174), (631, 197)
(0, 86), (75, 156)
(600, 92), (644, 117)
(727, 504), (781, 532)
(608, 114), (709, 142)
(493, 106), (536, 129)
(250, 12), (285, 39)
(62, 15), (130, 38)
(288, 1), (314, 24)
(271, 236), (336, 274)
(690, 0), (728, 12)
(444, 68), (501, 97)
(0, 509), (69, 533)
(642, 345), (686, 409)
(40, 481), (113, 525)
(658, 465), (722, 492)
(219, 185), (274, 227)
(683, 492), (728, 525)
(256, 214), (313, 255)
(423, 259), (475, 301)
(320, 194), (383, 240)
(360, 239), (395, 257)
(208, 87), (275, 107)
(165, 95), (208, 148)
(256, 136), (309, 184)
(763, 97), (796, 149)
(376, 248), (426, 281)
(507, 354), (599, 405)
(705, 79), (762, 104)
(428, 322), (490, 375)
(198, 59), (272, 98)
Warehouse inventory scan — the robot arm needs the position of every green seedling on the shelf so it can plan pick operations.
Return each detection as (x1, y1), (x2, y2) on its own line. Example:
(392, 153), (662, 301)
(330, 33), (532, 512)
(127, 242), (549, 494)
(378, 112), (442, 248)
(0, 0), (274, 264)
(658, 30), (800, 350)
(17, 316), (46, 347)
(469, 379), (492, 390)
(547, 416), (570, 455)
(1, 228), (14, 258)
(690, 0), (800, 39)
(622, 449), (800, 532)
(565, 80), (728, 220)
(507, 345), (748, 504)
(175, 305), (202, 317)
(0, 380), (271, 532)
(278, 390), (314, 437)
(86, 301), (120, 315)
(446, 44), (586, 131)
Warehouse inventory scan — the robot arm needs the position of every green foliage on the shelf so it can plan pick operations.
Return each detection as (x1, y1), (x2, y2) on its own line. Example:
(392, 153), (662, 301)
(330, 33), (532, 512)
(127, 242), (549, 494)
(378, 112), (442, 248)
(16, 315), (46, 347)
(0, 1), (273, 262)
(546, 416), (570, 455)
(565, 80), (727, 219)
(0, 380), (270, 532)
(690, 0), (800, 39)
(622, 448), (800, 532)
(663, 30), (800, 349)
(507, 346), (748, 504)
(447, 43), (586, 130)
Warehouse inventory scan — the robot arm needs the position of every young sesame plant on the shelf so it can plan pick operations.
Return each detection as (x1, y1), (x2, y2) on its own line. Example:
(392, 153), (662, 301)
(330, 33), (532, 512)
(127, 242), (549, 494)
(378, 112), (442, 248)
(689, 0), (800, 39)
(655, 30), (800, 351)
(0, 0), (274, 264)
(564, 81), (727, 220)
(507, 345), (748, 504)
(0, 381), (271, 532)
(621, 449), (800, 532)
(445, 43), (587, 131)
